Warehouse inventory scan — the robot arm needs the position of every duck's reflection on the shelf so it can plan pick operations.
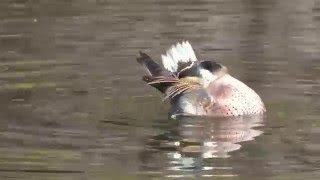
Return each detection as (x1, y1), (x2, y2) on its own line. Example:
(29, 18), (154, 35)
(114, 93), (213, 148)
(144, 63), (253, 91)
(140, 115), (265, 178)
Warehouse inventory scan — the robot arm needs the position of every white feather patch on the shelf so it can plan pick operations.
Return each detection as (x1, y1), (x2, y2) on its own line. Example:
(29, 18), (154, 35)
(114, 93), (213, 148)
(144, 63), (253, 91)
(161, 41), (198, 72)
(199, 69), (217, 88)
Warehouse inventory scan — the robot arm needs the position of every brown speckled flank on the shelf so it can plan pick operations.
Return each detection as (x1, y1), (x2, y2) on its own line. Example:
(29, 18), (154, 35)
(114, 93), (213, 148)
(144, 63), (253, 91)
(206, 75), (266, 117)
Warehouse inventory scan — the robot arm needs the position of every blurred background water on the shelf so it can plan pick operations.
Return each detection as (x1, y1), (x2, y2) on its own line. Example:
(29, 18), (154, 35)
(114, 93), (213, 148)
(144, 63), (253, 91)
(0, 0), (319, 179)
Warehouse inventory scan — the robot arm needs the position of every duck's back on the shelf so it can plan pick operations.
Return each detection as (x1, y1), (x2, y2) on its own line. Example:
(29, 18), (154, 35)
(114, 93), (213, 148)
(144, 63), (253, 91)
(207, 75), (266, 117)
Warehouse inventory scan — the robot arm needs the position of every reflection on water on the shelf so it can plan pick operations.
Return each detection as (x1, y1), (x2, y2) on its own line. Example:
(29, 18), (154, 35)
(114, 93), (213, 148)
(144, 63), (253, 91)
(142, 115), (264, 178)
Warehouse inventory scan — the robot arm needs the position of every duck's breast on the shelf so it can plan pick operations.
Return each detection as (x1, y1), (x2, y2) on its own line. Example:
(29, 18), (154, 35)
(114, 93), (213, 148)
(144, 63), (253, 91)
(206, 75), (265, 117)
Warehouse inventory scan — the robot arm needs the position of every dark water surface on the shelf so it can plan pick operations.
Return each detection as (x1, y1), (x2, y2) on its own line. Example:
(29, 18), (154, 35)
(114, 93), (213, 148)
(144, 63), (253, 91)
(0, 0), (320, 179)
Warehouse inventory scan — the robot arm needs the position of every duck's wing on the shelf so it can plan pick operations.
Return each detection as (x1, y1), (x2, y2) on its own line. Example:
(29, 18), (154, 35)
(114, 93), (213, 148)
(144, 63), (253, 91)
(137, 51), (172, 77)
(137, 51), (179, 94)
(161, 41), (198, 74)
(142, 75), (203, 100)
(160, 42), (222, 85)
(137, 51), (196, 96)
(164, 77), (202, 99)
(142, 75), (202, 99)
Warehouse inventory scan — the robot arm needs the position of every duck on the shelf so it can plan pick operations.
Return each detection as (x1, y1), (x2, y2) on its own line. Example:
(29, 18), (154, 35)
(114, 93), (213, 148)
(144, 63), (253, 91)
(137, 41), (266, 117)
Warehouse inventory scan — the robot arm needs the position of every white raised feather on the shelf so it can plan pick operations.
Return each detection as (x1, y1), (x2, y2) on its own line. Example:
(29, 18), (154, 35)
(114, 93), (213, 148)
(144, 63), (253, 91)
(161, 41), (198, 73)
(161, 41), (216, 88)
